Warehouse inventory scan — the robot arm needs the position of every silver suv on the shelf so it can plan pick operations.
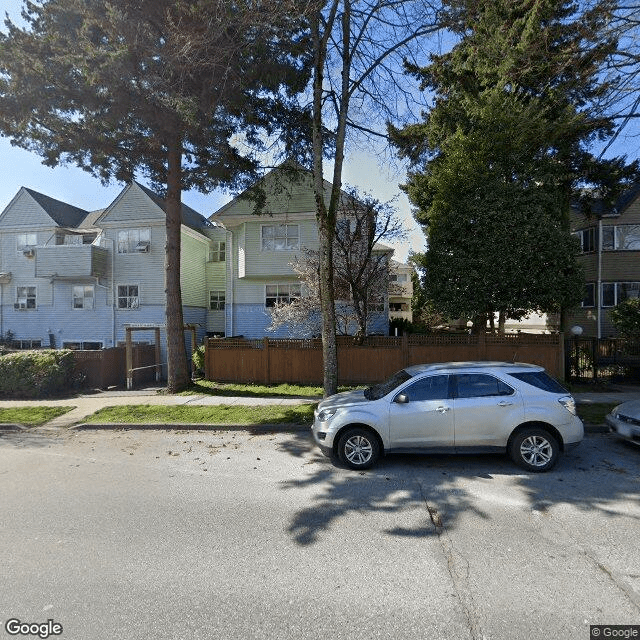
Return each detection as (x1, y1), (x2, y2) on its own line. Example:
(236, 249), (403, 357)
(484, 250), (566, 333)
(312, 362), (583, 471)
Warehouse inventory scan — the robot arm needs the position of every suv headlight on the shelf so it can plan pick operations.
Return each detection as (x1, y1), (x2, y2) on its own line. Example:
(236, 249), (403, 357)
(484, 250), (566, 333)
(558, 396), (577, 416)
(317, 408), (337, 422)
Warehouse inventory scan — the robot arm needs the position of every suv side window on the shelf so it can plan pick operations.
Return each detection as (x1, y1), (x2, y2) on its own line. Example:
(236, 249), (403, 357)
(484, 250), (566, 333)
(400, 375), (450, 402)
(454, 374), (514, 399)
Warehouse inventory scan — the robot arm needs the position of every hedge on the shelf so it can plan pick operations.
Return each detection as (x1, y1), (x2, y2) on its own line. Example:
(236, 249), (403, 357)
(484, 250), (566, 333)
(0, 350), (76, 398)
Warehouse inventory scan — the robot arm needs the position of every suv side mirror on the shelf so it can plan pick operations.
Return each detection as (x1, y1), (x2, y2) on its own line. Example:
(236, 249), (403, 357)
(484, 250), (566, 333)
(395, 393), (409, 404)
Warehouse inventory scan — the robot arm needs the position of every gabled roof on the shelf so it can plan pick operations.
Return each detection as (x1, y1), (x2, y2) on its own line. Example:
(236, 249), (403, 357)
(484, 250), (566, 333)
(575, 182), (640, 218)
(135, 182), (211, 231)
(23, 188), (89, 227)
(210, 160), (359, 220)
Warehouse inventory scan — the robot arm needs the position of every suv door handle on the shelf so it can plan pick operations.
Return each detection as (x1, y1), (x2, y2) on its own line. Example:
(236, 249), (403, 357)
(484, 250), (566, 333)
(497, 400), (513, 407)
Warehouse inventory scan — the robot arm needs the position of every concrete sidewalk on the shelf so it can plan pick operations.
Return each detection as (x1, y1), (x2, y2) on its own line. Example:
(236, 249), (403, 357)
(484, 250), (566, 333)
(0, 385), (638, 430)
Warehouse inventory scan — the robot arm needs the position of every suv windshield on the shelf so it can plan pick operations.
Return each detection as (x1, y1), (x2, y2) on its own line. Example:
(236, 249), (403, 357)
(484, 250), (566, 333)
(507, 371), (568, 394)
(365, 369), (413, 400)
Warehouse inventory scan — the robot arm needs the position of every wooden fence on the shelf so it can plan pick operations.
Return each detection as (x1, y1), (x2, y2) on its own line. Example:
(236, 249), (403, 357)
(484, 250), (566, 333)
(72, 345), (157, 389)
(205, 333), (565, 385)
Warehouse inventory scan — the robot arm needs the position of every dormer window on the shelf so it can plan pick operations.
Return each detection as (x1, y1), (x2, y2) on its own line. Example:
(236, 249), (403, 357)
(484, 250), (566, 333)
(117, 228), (151, 253)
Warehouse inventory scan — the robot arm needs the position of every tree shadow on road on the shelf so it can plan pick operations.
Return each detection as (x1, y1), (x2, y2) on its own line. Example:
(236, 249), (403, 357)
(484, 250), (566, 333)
(279, 431), (640, 546)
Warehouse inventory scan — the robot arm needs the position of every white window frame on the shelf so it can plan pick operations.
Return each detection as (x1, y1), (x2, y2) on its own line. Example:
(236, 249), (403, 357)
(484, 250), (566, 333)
(265, 283), (301, 307)
(581, 283), (595, 308)
(261, 224), (300, 252)
(117, 284), (140, 309)
(601, 225), (640, 251)
(16, 286), (37, 309)
(601, 282), (640, 308)
(63, 341), (103, 350)
(17, 233), (37, 252)
(117, 228), (151, 254)
(209, 290), (225, 311)
(209, 241), (226, 262)
(72, 284), (95, 310)
(574, 227), (598, 253)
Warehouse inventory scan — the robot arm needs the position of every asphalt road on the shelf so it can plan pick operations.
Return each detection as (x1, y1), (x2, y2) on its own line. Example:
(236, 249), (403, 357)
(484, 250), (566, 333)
(1, 426), (639, 640)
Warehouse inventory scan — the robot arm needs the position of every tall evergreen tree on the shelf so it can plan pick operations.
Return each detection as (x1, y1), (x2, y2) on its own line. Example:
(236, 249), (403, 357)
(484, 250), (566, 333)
(0, 0), (310, 391)
(390, 0), (638, 331)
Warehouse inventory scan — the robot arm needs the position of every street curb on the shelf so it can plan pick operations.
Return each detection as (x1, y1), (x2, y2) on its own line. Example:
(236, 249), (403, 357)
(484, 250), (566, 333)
(584, 424), (611, 434)
(68, 422), (311, 433)
(0, 423), (25, 432)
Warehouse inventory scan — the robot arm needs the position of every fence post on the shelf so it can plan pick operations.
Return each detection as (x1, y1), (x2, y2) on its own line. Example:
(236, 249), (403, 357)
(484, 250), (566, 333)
(559, 332), (566, 382)
(478, 332), (486, 360)
(125, 328), (133, 390)
(592, 337), (599, 382)
(402, 333), (409, 368)
(263, 337), (270, 385)
(155, 327), (161, 382)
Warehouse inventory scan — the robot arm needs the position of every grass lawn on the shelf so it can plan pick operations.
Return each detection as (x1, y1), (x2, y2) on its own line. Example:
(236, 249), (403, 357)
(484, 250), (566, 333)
(576, 402), (617, 425)
(0, 406), (74, 427)
(181, 379), (359, 398)
(83, 403), (316, 426)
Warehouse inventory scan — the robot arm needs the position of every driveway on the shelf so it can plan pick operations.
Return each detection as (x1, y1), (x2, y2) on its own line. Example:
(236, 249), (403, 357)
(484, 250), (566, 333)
(0, 427), (638, 640)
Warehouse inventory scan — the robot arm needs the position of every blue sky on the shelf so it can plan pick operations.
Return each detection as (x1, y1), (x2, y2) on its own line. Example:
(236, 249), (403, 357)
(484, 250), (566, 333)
(1, 0), (638, 263)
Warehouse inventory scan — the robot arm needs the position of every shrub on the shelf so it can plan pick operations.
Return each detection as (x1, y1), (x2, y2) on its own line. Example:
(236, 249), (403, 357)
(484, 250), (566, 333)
(0, 349), (76, 398)
(610, 298), (640, 337)
(192, 345), (206, 374)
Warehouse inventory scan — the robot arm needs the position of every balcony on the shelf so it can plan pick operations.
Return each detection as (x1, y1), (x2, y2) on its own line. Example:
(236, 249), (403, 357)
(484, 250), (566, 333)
(35, 244), (109, 279)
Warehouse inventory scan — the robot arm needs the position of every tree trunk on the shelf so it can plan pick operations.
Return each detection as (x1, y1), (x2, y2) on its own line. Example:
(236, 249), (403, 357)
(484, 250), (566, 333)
(498, 311), (506, 334)
(165, 131), (190, 393)
(311, 7), (339, 397)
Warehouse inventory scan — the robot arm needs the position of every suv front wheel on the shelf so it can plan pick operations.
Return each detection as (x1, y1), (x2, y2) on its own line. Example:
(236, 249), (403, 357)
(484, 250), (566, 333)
(509, 427), (559, 472)
(337, 427), (380, 470)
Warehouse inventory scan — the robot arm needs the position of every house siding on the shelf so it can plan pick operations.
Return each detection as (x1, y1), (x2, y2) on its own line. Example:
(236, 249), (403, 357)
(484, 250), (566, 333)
(568, 187), (640, 337)
(180, 230), (209, 308)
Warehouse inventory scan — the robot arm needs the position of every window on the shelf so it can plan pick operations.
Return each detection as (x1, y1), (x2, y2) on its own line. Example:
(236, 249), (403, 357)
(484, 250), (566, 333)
(209, 290), (225, 311)
(401, 375), (450, 402)
(602, 282), (616, 307)
(601, 282), (640, 307)
(600, 225), (640, 251)
(209, 241), (226, 262)
(574, 227), (598, 253)
(454, 374), (514, 398)
(265, 284), (301, 307)
(261, 224), (299, 251)
(73, 285), (94, 309)
(619, 282), (640, 301)
(117, 228), (150, 253)
(17, 233), (37, 251)
(602, 226), (615, 250)
(508, 372), (568, 394)
(63, 341), (102, 350)
(16, 286), (36, 309)
(117, 285), (139, 309)
(13, 339), (41, 349)
(581, 283), (595, 308)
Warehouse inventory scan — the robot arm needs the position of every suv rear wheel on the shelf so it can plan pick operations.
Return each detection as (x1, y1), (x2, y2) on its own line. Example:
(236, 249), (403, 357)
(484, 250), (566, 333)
(509, 427), (559, 472)
(337, 427), (380, 470)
